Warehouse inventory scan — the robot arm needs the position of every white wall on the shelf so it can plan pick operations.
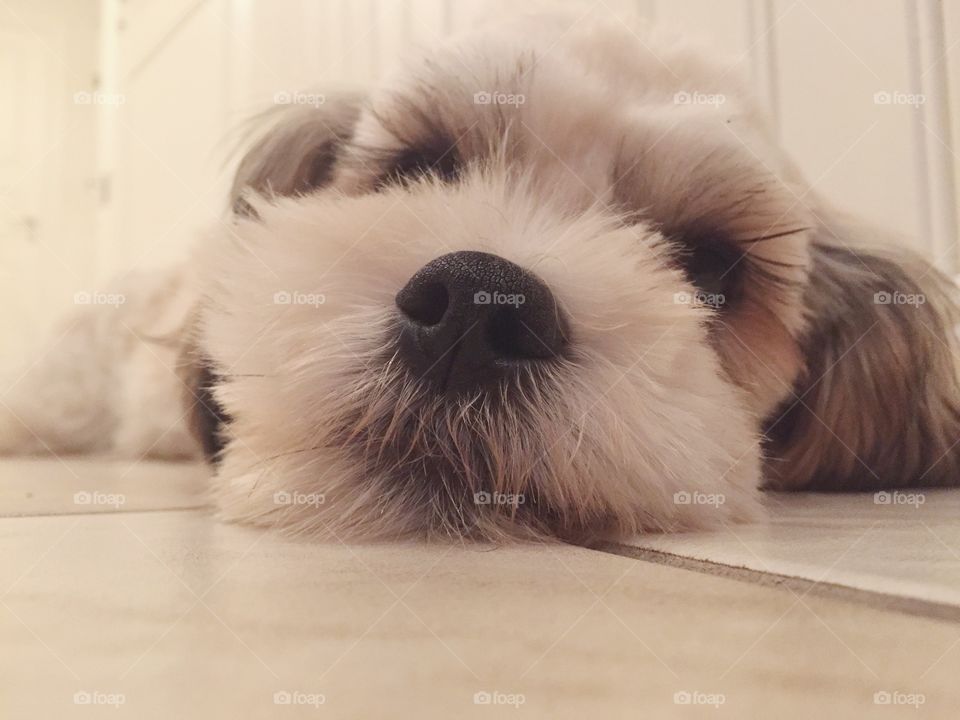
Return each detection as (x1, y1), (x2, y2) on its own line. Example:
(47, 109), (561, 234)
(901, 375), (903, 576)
(99, 0), (959, 273)
(2, 0), (959, 369)
(0, 0), (100, 370)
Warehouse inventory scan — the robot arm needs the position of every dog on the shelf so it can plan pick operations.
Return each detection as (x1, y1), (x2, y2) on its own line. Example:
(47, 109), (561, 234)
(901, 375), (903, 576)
(3, 12), (959, 544)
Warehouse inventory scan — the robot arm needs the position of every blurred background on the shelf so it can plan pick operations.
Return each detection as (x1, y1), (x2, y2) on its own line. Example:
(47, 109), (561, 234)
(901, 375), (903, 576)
(1, 0), (958, 373)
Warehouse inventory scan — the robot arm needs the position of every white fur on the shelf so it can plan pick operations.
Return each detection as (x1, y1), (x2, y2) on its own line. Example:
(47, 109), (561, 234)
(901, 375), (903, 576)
(4, 12), (880, 541)
(0, 269), (197, 460)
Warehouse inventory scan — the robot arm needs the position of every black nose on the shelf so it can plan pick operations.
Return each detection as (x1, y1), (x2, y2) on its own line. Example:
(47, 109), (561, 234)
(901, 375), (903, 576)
(395, 251), (568, 393)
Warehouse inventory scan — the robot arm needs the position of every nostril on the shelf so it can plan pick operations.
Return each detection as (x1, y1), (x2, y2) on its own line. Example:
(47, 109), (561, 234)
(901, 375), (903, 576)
(397, 280), (449, 327)
(486, 306), (562, 360)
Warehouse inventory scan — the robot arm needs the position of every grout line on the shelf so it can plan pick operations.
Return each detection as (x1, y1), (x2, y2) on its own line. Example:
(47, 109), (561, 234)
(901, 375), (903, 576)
(906, 0), (935, 254)
(746, 0), (784, 137)
(911, 0), (960, 271)
(598, 543), (960, 624)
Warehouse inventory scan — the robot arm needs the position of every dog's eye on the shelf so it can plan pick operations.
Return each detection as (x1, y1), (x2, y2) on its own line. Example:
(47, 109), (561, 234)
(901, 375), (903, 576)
(378, 146), (461, 188)
(671, 233), (744, 308)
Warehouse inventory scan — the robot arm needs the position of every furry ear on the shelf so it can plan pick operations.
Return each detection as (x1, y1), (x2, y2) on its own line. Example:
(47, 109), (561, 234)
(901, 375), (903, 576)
(764, 203), (960, 490)
(229, 91), (365, 216)
(177, 332), (231, 462)
(182, 93), (365, 461)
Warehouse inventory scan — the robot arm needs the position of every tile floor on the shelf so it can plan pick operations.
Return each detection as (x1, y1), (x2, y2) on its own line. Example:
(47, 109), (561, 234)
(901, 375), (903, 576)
(621, 490), (960, 608)
(2, 458), (959, 718)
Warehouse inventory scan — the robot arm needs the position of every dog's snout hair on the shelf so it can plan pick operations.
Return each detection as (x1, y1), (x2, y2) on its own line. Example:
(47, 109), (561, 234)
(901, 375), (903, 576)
(57, 11), (955, 543)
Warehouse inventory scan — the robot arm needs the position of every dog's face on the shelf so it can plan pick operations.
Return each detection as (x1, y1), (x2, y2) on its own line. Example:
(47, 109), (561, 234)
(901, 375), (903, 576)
(195, 16), (819, 542)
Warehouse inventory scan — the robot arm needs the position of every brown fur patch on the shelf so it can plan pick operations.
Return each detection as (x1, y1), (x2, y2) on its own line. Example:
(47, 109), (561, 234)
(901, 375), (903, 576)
(765, 212), (960, 490)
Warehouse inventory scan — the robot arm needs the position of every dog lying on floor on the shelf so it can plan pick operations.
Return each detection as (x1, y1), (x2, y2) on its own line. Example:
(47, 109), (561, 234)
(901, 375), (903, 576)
(2, 12), (959, 543)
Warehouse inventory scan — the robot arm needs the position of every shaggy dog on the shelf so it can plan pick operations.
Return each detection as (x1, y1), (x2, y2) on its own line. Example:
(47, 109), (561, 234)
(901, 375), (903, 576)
(3, 13), (960, 543)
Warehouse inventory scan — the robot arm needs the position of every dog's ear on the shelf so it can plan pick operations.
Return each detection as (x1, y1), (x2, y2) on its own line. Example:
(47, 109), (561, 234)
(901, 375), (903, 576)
(230, 91), (365, 216)
(182, 93), (365, 462)
(177, 333), (231, 462)
(764, 203), (960, 490)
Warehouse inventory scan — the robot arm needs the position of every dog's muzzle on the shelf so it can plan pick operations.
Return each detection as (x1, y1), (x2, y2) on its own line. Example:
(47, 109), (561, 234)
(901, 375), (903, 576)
(395, 251), (568, 394)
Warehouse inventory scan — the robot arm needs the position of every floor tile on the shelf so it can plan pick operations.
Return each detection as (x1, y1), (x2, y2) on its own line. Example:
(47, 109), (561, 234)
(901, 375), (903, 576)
(2, 510), (959, 719)
(0, 457), (208, 517)
(619, 490), (960, 607)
